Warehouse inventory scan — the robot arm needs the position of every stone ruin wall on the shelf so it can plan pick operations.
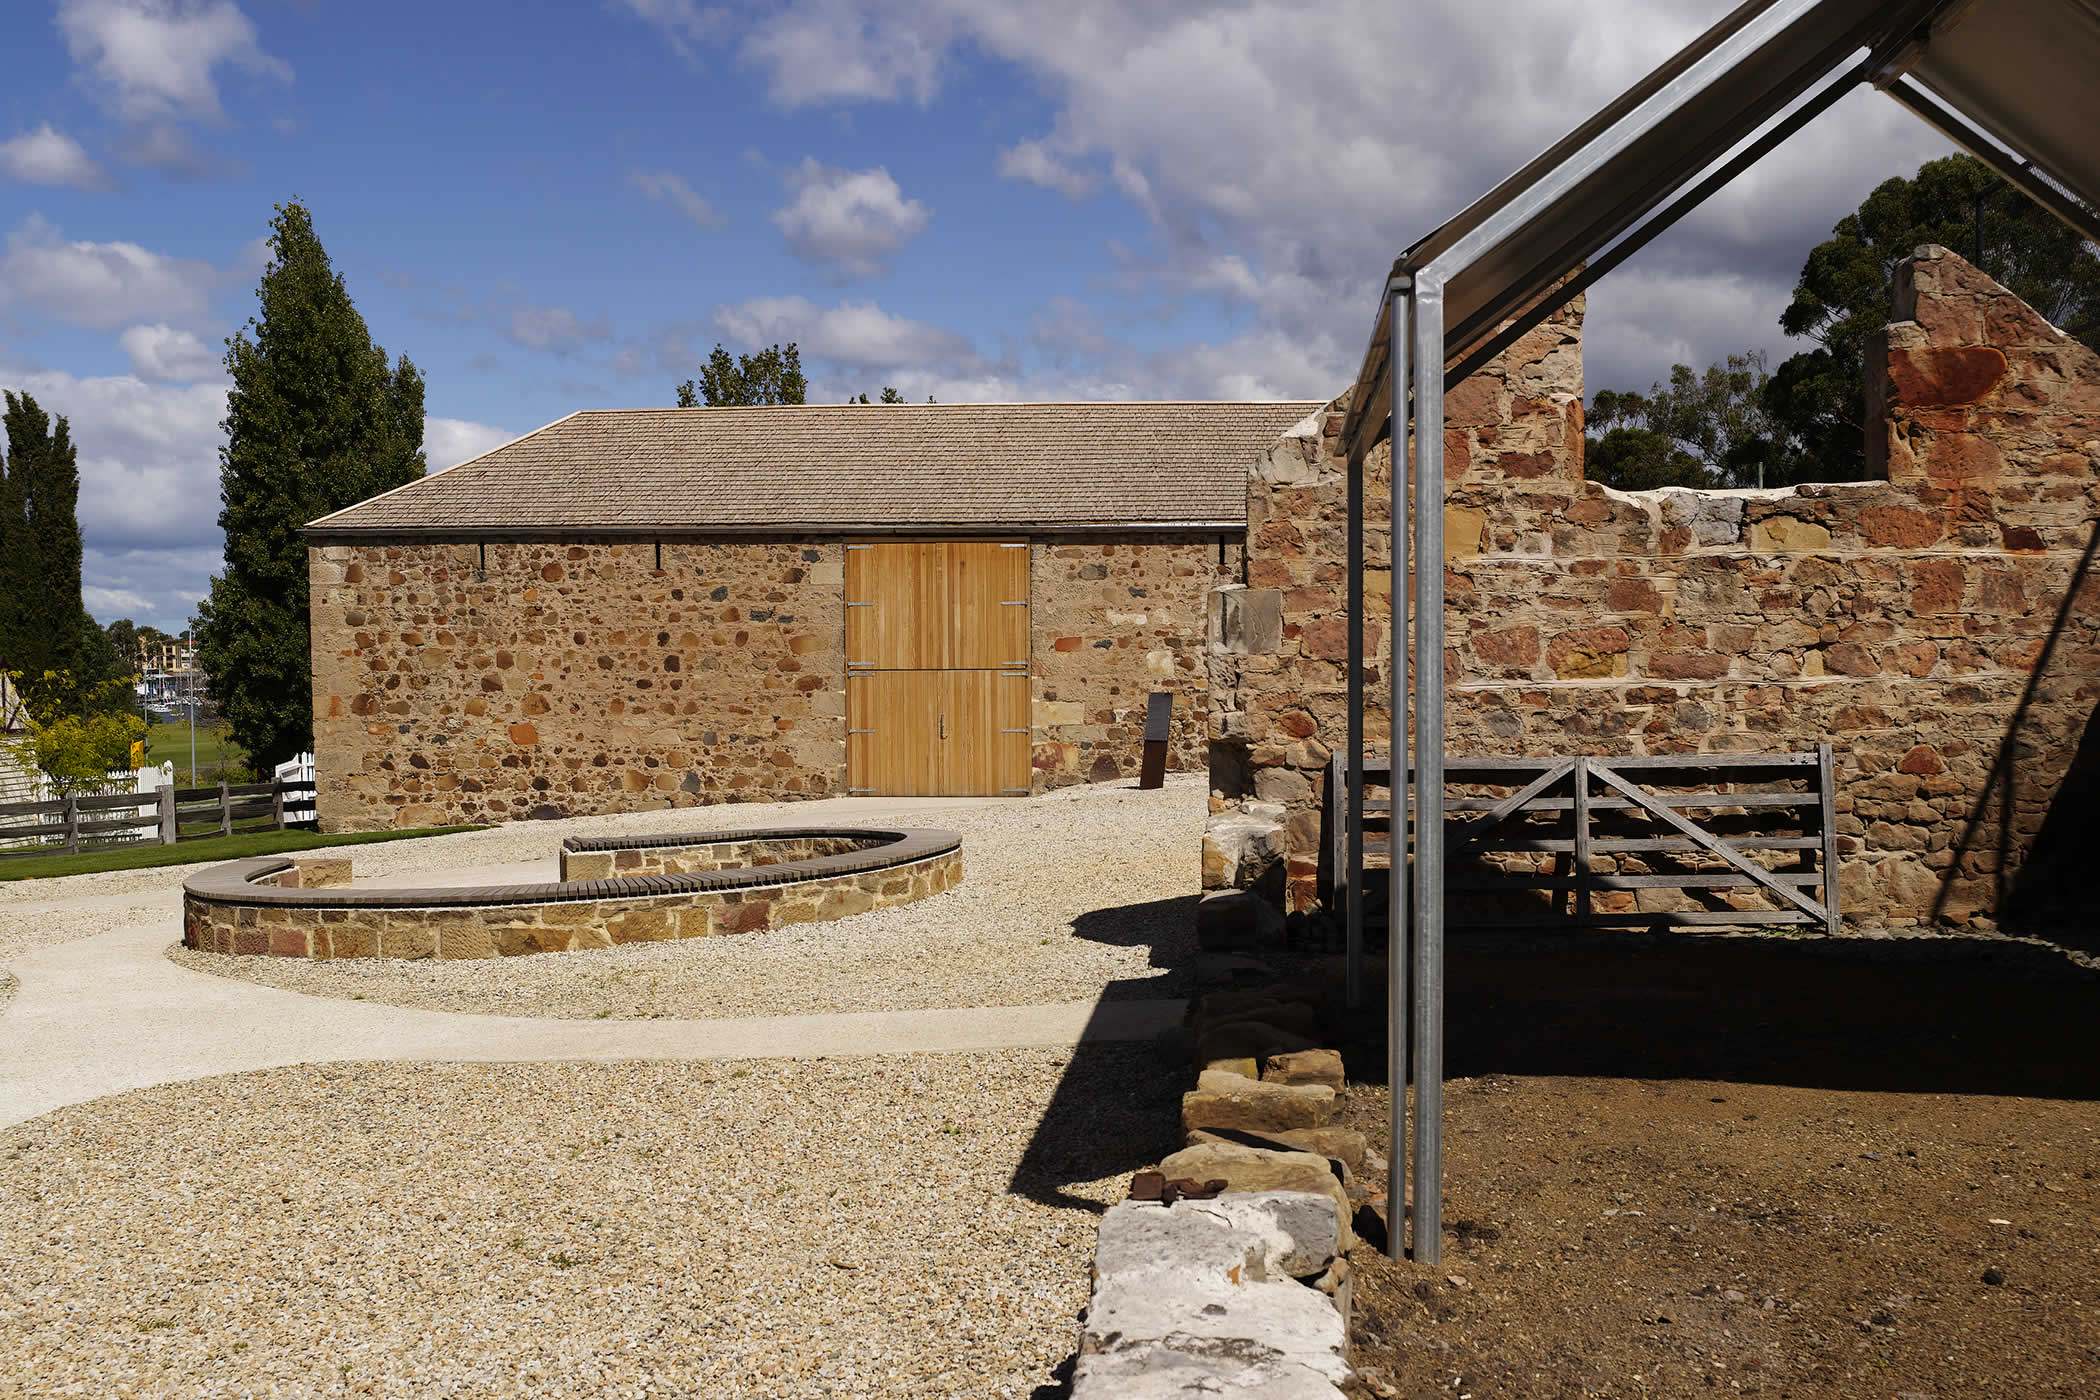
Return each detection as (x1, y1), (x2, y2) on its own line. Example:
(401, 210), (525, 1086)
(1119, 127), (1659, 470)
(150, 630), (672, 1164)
(310, 534), (1232, 830)
(1206, 248), (2100, 928)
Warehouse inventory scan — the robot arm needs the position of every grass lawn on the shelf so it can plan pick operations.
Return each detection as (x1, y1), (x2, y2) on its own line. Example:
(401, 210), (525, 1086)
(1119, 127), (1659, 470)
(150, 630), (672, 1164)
(0, 825), (485, 882)
(145, 721), (251, 786)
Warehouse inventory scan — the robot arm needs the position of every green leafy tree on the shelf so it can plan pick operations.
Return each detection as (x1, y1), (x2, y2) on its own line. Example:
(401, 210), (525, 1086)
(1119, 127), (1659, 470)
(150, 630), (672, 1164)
(1770, 152), (2100, 478)
(4, 670), (146, 794)
(848, 387), (914, 404)
(1, 392), (93, 681)
(675, 343), (807, 406)
(1587, 356), (1773, 489)
(1584, 426), (1716, 491)
(0, 414), (29, 677)
(104, 618), (138, 670)
(196, 201), (427, 771)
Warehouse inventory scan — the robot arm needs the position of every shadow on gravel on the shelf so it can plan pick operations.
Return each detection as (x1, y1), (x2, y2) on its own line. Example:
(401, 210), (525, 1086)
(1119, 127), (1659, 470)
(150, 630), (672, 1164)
(1340, 932), (2100, 1101)
(1005, 1000), (1185, 1215)
(1067, 893), (1197, 996)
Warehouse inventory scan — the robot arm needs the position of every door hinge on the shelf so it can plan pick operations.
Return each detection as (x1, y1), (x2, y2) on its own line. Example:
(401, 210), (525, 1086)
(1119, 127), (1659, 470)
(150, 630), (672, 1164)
(1001, 728), (1029, 734)
(1000, 600), (1028, 605)
(846, 601), (873, 607)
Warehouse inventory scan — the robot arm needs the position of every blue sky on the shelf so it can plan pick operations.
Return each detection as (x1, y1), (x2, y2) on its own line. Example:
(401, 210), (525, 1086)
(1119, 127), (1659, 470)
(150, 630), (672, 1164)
(1, 0), (1953, 632)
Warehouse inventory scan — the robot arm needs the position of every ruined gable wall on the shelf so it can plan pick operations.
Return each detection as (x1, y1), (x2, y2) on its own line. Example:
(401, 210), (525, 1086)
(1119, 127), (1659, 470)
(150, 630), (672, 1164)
(1209, 248), (2100, 926)
(310, 538), (845, 832)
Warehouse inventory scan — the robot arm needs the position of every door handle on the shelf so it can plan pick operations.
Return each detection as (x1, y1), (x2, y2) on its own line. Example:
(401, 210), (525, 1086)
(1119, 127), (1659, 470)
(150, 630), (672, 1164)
(939, 712), (946, 740)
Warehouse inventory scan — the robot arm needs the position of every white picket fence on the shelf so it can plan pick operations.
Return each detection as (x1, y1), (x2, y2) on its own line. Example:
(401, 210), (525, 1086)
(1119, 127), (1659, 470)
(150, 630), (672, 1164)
(276, 752), (316, 825)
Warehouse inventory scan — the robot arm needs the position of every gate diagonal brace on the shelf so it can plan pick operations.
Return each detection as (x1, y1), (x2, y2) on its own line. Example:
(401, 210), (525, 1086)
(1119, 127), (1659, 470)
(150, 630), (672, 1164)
(1450, 759), (1575, 856)
(1589, 763), (1830, 922)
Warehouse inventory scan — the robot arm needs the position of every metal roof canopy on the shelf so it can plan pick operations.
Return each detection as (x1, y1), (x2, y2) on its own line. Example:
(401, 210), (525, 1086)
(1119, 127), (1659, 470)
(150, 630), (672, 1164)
(1339, 0), (2100, 1265)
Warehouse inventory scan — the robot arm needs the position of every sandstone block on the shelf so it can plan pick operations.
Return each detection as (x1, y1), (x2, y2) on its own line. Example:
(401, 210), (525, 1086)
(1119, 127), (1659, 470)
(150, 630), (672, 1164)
(381, 919), (436, 960)
(1208, 585), (1284, 656)
(1186, 1127), (1368, 1174)
(1444, 505), (1487, 559)
(1196, 888), (1285, 951)
(1204, 1057), (1260, 1080)
(1749, 516), (1833, 553)
(1157, 1142), (1352, 1249)
(293, 858), (353, 889)
(1263, 1049), (1345, 1091)
(436, 921), (497, 960)
(1183, 1070), (1334, 1136)
(1196, 1021), (1320, 1065)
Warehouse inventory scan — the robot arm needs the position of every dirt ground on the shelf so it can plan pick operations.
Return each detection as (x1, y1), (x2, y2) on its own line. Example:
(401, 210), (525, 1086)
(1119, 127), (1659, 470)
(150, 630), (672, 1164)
(1331, 934), (2100, 1400)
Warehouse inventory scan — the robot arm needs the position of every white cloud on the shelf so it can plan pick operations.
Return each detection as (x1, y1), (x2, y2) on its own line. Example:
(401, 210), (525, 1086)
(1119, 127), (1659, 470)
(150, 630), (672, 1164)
(629, 170), (726, 230)
(425, 417), (519, 470)
(0, 215), (220, 331)
(58, 0), (292, 125)
(5, 353), (520, 628)
(609, 0), (726, 59)
(0, 124), (114, 190)
(82, 545), (224, 630)
(673, 0), (1959, 399)
(739, 0), (949, 105)
(505, 304), (612, 354)
(770, 159), (931, 278)
(997, 138), (1095, 200)
(712, 295), (975, 369)
(57, 0), (292, 174)
(2, 363), (230, 567)
(119, 322), (223, 381)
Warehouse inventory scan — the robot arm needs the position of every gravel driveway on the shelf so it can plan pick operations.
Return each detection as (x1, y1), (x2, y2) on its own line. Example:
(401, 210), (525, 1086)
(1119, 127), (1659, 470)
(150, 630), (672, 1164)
(0, 1049), (1180, 1399)
(161, 777), (1203, 1019)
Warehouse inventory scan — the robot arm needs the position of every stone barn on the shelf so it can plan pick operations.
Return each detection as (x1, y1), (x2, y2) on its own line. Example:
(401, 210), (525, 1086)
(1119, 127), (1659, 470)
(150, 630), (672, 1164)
(306, 401), (1320, 831)
(1203, 247), (2100, 930)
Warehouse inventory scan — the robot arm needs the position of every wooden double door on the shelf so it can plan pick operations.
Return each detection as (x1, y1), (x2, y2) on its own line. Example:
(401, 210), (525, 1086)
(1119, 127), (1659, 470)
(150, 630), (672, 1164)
(846, 540), (1031, 797)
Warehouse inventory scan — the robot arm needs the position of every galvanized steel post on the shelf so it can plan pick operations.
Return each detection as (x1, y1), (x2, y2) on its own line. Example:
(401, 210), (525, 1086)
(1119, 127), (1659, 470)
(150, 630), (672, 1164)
(1385, 280), (1411, 1262)
(1345, 411), (1365, 1011)
(1410, 274), (1447, 1265)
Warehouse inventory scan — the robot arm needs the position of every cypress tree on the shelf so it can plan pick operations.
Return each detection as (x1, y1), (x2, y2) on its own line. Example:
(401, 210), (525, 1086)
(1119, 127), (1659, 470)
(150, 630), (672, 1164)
(196, 201), (426, 771)
(1, 391), (86, 684)
(0, 427), (27, 676)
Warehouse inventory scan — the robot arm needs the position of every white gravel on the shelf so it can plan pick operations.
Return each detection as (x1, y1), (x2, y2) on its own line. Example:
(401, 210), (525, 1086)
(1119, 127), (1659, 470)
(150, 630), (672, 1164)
(0, 1049), (1179, 1399)
(162, 777), (1204, 1020)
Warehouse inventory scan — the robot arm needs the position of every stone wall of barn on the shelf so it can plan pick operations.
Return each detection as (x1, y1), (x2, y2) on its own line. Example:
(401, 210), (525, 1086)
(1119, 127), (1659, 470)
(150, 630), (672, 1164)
(310, 538), (848, 831)
(310, 533), (1235, 830)
(1031, 535), (1242, 787)
(1206, 248), (2100, 928)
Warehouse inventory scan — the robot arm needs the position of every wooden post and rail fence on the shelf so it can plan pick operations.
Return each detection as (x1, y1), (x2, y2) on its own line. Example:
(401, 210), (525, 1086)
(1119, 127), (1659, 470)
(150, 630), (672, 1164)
(0, 775), (320, 857)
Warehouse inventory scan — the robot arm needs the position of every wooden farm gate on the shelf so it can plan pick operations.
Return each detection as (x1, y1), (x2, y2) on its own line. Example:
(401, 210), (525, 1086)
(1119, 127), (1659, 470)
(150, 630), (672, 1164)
(1327, 747), (1841, 931)
(845, 540), (1032, 797)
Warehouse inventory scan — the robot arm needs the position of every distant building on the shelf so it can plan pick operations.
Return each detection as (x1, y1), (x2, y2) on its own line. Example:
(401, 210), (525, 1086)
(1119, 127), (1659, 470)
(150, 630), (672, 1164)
(304, 401), (1320, 831)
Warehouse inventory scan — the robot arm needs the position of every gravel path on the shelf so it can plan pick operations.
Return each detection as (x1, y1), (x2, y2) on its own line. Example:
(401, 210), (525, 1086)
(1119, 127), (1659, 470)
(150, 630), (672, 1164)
(0, 1049), (1179, 1399)
(163, 778), (1203, 1020)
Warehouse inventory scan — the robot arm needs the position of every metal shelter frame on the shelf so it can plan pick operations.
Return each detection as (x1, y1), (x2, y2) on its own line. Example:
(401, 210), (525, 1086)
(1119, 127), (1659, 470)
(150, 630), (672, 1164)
(1335, 0), (2100, 1263)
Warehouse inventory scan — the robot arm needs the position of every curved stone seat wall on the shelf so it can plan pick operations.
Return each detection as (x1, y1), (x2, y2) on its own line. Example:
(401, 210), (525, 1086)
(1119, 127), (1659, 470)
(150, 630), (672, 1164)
(559, 832), (881, 882)
(181, 827), (962, 960)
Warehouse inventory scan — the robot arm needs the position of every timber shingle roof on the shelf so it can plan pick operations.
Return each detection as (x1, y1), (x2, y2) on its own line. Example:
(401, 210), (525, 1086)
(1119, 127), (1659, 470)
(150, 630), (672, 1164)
(308, 401), (1329, 536)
